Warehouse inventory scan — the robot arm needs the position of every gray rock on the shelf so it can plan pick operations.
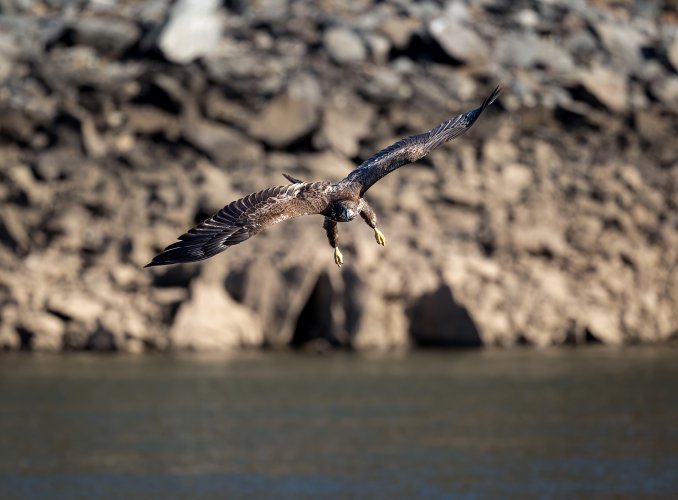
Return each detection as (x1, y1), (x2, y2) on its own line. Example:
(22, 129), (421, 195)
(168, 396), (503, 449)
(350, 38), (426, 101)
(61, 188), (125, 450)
(248, 0), (290, 24)
(40, 46), (145, 91)
(182, 113), (264, 165)
(495, 33), (574, 73)
(0, 108), (35, 144)
(359, 66), (412, 103)
(0, 0), (33, 13)
(158, 0), (225, 64)
(323, 27), (367, 64)
(377, 16), (420, 50)
(593, 21), (645, 69)
(314, 93), (375, 157)
(634, 109), (674, 166)
(79, 112), (107, 158)
(133, 0), (169, 26)
(125, 105), (181, 139)
(299, 150), (354, 182)
(364, 33), (390, 64)
(428, 17), (489, 64)
(514, 8), (540, 29)
(0, 206), (29, 254)
(203, 90), (254, 131)
(650, 77), (678, 110)
(248, 73), (321, 147)
(69, 16), (140, 55)
(170, 269), (263, 351)
(668, 35), (678, 72)
(566, 30), (599, 66)
(34, 147), (81, 181)
(575, 65), (628, 112)
(0, 15), (51, 59)
(5, 164), (50, 206)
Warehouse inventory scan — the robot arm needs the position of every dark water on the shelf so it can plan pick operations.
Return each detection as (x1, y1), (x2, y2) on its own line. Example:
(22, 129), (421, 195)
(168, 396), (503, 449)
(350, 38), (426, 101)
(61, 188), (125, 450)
(0, 348), (677, 499)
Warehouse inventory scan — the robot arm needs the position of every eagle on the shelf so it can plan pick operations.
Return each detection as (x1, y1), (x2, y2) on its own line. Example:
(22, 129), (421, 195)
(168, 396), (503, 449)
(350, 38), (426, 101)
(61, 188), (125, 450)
(146, 86), (500, 269)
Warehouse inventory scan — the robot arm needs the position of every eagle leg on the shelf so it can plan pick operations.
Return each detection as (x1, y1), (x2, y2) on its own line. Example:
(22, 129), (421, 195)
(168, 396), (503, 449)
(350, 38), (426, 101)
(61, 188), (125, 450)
(359, 202), (386, 246)
(323, 217), (343, 268)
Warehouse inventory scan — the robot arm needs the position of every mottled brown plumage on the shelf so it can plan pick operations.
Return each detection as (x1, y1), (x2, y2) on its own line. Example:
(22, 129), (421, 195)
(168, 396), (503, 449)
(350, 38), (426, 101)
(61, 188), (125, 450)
(146, 86), (500, 268)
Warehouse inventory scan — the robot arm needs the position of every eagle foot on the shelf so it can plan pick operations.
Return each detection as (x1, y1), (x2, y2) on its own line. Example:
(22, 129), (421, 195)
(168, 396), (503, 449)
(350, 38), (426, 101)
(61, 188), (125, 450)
(374, 228), (386, 246)
(334, 247), (344, 268)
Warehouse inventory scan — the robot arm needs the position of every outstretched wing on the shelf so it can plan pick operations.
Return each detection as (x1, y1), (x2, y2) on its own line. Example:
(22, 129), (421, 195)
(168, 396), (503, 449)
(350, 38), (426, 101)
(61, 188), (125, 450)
(343, 86), (501, 195)
(146, 182), (331, 267)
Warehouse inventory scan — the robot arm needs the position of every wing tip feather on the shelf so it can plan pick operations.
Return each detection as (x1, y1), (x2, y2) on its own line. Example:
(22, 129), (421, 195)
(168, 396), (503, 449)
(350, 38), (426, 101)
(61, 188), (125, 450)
(481, 85), (502, 111)
(144, 247), (210, 267)
(460, 84), (502, 128)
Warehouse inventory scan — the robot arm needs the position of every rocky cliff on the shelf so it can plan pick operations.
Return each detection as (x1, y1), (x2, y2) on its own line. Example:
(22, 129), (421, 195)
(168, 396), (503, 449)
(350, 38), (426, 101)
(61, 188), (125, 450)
(1, 0), (677, 352)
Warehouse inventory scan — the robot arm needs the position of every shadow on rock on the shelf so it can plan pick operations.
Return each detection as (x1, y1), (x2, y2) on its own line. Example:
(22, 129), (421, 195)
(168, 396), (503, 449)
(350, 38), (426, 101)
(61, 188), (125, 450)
(407, 284), (482, 347)
(291, 272), (341, 349)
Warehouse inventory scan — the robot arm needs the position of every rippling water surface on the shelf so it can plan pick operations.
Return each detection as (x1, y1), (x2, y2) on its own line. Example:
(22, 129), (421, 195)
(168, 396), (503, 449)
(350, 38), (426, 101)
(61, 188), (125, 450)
(1, 348), (677, 499)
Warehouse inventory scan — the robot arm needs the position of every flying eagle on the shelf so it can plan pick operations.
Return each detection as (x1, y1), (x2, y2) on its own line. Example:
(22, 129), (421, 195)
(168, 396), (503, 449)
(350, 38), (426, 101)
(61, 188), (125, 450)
(146, 87), (500, 269)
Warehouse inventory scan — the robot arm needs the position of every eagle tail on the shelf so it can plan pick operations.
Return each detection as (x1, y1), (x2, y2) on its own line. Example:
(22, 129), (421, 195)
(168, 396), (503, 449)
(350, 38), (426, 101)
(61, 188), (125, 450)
(282, 173), (304, 184)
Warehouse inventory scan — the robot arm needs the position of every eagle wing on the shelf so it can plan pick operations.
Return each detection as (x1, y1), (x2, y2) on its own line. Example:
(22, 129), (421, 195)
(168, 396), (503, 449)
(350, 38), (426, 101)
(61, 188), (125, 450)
(146, 182), (331, 266)
(343, 86), (501, 195)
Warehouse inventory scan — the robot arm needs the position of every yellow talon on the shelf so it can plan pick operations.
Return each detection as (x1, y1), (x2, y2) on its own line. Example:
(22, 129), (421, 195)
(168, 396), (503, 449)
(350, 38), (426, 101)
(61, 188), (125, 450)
(374, 228), (386, 246)
(334, 247), (344, 268)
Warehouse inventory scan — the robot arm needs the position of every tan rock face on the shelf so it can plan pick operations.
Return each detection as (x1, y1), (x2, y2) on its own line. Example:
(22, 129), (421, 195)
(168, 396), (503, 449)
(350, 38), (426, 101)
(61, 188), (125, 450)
(0, 0), (677, 352)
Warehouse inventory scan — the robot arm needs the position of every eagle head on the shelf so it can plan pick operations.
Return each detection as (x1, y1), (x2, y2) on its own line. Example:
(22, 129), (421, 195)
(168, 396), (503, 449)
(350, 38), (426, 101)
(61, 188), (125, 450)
(333, 202), (357, 222)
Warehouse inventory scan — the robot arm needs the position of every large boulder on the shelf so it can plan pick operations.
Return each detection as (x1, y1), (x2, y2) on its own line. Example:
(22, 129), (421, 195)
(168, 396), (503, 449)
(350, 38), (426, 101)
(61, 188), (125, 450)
(248, 74), (322, 148)
(158, 0), (225, 64)
(170, 270), (263, 351)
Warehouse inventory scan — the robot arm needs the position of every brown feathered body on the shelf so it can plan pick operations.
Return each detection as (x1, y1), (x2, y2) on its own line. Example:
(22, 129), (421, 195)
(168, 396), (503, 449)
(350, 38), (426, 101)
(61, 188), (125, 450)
(146, 87), (500, 267)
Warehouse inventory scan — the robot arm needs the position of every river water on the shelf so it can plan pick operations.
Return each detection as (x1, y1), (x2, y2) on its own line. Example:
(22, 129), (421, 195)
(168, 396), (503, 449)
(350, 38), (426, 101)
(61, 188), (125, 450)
(0, 348), (677, 499)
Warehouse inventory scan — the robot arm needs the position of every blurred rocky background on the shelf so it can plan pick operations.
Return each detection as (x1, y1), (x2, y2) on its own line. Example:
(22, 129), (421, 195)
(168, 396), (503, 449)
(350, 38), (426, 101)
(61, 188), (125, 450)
(0, 0), (677, 353)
